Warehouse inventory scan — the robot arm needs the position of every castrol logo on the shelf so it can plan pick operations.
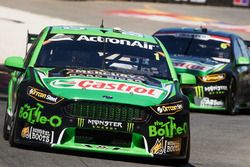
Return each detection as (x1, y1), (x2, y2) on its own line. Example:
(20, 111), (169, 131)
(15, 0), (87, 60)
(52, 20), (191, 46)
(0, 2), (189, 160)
(50, 79), (165, 98)
(173, 62), (210, 72)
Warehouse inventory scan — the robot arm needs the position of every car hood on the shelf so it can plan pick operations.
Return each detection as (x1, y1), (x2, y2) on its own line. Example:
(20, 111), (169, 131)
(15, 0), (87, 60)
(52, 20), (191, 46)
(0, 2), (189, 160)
(34, 68), (175, 106)
(171, 56), (228, 76)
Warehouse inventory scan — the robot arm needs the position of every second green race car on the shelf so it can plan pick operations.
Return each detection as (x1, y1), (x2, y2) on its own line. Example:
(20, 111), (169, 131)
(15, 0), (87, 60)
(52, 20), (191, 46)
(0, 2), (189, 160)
(154, 27), (250, 114)
(3, 26), (194, 164)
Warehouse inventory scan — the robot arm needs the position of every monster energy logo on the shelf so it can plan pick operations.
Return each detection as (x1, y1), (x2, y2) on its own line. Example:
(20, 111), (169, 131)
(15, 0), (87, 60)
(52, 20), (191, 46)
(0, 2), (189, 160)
(127, 123), (134, 133)
(77, 118), (85, 128)
(77, 118), (134, 132)
(195, 86), (204, 97)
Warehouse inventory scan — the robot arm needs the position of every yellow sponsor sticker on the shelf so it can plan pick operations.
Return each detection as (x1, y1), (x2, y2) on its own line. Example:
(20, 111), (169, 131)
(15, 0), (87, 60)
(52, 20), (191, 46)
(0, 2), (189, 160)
(220, 43), (230, 49)
(154, 52), (165, 61)
(154, 53), (160, 61)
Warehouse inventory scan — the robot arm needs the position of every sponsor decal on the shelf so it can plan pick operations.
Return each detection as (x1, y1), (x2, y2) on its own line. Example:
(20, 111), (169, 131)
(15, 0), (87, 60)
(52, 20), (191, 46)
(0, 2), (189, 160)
(163, 33), (231, 43)
(87, 119), (122, 130)
(27, 86), (64, 104)
(44, 33), (157, 50)
(195, 86), (205, 97)
(21, 126), (29, 138)
(166, 139), (181, 154)
(204, 85), (227, 92)
(150, 137), (165, 154)
(77, 118), (134, 132)
(220, 43), (230, 49)
(102, 95), (113, 99)
(148, 116), (188, 138)
(65, 69), (145, 83)
(77, 118), (85, 128)
(150, 101), (183, 115)
(174, 62), (209, 71)
(154, 52), (166, 61)
(50, 79), (164, 98)
(127, 123), (134, 133)
(200, 97), (224, 107)
(198, 73), (226, 83)
(195, 85), (228, 97)
(76, 35), (156, 50)
(108, 6), (250, 34)
(150, 137), (181, 155)
(18, 103), (62, 128)
(21, 126), (54, 143)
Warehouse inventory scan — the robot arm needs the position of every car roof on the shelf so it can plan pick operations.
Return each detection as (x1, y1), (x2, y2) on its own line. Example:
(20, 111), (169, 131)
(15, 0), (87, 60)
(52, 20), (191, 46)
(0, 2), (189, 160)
(47, 26), (158, 43)
(154, 27), (239, 39)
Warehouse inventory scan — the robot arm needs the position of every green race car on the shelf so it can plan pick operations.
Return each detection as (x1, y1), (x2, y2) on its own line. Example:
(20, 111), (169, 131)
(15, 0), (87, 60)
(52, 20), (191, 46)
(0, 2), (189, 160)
(3, 26), (194, 164)
(154, 27), (250, 114)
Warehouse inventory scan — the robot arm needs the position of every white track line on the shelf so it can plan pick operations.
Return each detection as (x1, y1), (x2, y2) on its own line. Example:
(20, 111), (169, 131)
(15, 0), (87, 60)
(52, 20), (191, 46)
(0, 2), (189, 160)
(0, 6), (82, 63)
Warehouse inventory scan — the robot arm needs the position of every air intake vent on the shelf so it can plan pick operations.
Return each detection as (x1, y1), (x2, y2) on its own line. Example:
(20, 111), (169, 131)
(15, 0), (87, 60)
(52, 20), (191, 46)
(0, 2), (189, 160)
(62, 101), (149, 122)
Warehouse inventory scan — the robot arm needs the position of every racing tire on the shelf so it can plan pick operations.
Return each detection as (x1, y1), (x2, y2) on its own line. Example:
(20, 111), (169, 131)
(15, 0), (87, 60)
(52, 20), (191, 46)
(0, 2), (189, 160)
(9, 112), (18, 147)
(177, 134), (190, 165)
(3, 110), (10, 140)
(226, 80), (238, 115)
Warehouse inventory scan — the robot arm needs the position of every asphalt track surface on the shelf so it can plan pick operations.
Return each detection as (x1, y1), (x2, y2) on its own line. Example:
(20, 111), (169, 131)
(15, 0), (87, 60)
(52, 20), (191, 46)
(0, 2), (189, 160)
(0, 0), (250, 166)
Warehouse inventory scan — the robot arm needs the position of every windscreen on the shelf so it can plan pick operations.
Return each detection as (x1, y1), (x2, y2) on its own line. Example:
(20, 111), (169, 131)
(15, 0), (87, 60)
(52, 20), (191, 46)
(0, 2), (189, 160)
(156, 33), (231, 63)
(35, 34), (171, 79)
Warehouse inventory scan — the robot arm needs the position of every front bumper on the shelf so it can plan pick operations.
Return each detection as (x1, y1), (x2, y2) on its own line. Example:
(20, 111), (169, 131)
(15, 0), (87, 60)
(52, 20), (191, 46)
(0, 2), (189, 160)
(14, 91), (190, 160)
(182, 84), (229, 111)
(52, 129), (152, 157)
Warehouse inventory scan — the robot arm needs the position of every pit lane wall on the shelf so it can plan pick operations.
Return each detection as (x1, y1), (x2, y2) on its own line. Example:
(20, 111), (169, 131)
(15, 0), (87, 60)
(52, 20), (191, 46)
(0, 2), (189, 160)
(130, 0), (250, 7)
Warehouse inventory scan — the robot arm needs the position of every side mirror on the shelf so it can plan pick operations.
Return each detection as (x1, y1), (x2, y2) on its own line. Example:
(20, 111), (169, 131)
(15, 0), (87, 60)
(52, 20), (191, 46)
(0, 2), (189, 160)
(236, 57), (250, 66)
(179, 73), (196, 85)
(27, 33), (38, 44)
(4, 56), (25, 71)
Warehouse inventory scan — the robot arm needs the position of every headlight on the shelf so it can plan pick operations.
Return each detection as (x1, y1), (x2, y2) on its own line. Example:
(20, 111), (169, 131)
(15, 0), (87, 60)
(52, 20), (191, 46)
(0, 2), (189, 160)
(198, 73), (226, 83)
(150, 101), (184, 115)
(27, 86), (64, 104)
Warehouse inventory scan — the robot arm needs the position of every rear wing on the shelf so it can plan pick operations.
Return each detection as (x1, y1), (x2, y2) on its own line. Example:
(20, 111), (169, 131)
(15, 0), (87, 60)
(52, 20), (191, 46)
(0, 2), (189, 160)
(27, 33), (38, 44)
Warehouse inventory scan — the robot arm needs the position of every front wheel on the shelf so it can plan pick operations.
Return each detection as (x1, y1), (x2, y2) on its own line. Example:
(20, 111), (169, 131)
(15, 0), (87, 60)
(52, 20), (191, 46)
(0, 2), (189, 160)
(226, 80), (238, 115)
(177, 134), (190, 165)
(8, 111), (18, 147)
(3, 111), (10, 140)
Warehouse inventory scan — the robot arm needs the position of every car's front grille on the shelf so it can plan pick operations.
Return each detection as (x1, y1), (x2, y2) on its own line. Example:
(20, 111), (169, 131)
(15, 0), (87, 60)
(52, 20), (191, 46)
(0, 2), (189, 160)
(62, 101), (149, 122)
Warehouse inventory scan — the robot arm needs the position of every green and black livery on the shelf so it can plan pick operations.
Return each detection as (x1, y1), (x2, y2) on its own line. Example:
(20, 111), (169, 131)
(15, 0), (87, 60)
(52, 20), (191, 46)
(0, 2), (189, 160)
(154, 27), (250, 114)
(3, 26), (193, 164)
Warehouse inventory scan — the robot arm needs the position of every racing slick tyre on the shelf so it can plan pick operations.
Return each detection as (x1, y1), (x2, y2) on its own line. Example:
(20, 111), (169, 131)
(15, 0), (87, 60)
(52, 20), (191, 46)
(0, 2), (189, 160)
(9, 111), (18, 147)
(168, 130), (190, 165)
(3, 109), (10, 140)
(177, 133), (190, 165)
(226, 80), (238, 115)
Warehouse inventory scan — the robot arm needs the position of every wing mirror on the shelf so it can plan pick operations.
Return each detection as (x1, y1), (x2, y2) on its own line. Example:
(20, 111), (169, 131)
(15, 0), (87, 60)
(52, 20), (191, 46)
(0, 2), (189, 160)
(4, 56), (25, 71)
(179, 73), (196, 85)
